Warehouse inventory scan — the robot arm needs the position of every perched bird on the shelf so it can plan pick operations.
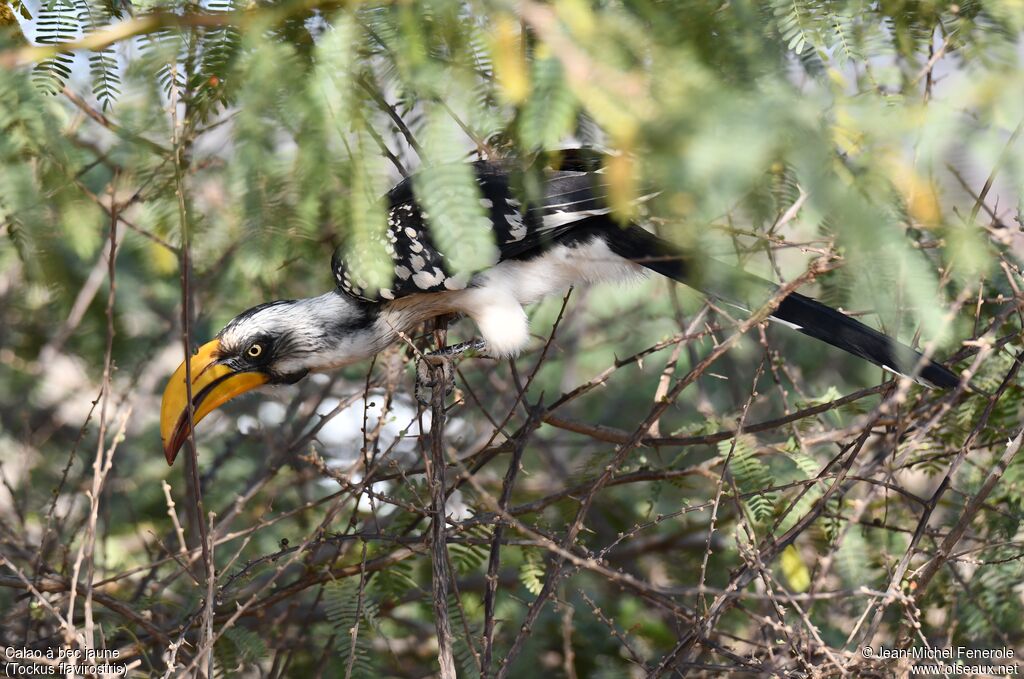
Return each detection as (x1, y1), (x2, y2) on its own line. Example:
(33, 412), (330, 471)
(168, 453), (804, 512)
(160, 153), (959, 464)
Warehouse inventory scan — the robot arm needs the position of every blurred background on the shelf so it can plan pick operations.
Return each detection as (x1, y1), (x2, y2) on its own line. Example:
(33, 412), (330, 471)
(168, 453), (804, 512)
(0, 0), (1023, 676)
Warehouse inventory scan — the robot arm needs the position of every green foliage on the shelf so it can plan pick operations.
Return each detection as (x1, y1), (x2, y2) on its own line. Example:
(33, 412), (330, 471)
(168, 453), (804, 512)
(370, 558), (420, 603)
(76, 0), (121, 110)
(958, 547), (1024, 641)
(31, 0), (76, 95)
(777, 440), (826, 535)
(772, 0), (831, 56)
(449, 525), (491, 575)
(214, 626), (269, 678)
(323, 578), (380, 678)
(413, 107), (498, 275)
(448, 592), (483, 679)
(518, 56), (577, 151)
(192, 0), (241, 113)
(834, 525), (879, 588)
(519, 548), (545, 596)
(719, 434), (777, 524)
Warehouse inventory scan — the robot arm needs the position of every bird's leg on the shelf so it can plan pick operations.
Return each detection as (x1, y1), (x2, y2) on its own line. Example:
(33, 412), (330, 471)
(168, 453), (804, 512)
(415, 339), (489, 405)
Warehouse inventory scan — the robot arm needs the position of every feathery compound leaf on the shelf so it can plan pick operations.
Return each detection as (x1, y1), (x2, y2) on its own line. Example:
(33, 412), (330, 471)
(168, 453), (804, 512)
(826, 8), (858, 64)
(959, 550), (1024, 641)
(214, 626), (268, 677)
(771, 0), (828, 56)
(518, 56), (577, 151)
(449, 525), (491, 575)
(342, 145), (393, 292)
(191, 0), (241, 118)
(87, 52), (120, 109)
(370, 559), (420, 603)
(0, 71), (53, 260)
(314, 16), (358, 129)
(313, 19), (393, 292)
(323, 578), (379, 678)
(834, 524), (880, 587)
(137, 28), (185, 97)
(518, 548), (545, 596)
(76, 0), (121, 110)
(32, 0), (78, 96)
(778, 445), (824, 534)
(719, 435), (777, 523)
(230, 40), (301, 238)
(447, 592), (483, 679)
(788, 447), (821, 479)
(413, 108), (498, 274)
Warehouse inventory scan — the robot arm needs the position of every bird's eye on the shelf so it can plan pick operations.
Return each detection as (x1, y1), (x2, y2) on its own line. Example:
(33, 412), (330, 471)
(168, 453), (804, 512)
(247, 343), (263, 358)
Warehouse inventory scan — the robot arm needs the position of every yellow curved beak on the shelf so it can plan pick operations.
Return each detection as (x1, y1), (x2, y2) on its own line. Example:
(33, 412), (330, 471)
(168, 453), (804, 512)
(160, 339), (268, 466)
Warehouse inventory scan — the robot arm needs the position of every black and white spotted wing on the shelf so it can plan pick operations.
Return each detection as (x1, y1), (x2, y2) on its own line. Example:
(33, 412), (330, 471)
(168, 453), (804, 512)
(331, 184), (464, 302)
(331, 160), (627, 303)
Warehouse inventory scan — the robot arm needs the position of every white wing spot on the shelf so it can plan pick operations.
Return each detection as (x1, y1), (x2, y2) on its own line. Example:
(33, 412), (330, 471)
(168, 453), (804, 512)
(542, 207), (612, 228)
(444, 273), (469, 290)
(413, 267), (446, 289)
(505, 211), (527, 242)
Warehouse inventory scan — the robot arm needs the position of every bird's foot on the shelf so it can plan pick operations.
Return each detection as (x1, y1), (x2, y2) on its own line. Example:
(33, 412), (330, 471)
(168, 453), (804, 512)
(415, 356), (455, 406)
(415, 340), (488, 406)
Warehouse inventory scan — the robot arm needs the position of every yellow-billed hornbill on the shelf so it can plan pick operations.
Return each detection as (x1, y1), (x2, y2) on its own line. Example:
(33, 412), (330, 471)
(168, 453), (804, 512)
(160, 154), (960, 464)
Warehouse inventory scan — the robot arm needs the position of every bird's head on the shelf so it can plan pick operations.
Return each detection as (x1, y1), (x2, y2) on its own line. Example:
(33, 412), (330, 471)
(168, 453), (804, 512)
(160, 293), (375, 465)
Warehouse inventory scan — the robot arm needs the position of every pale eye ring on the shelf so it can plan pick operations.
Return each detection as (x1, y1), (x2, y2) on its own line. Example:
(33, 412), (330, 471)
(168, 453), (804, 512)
(247, 343), (263, 358)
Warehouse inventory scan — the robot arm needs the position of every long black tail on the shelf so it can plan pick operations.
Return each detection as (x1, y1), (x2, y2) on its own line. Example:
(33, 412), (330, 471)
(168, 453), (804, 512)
(607, 225), (959, 389)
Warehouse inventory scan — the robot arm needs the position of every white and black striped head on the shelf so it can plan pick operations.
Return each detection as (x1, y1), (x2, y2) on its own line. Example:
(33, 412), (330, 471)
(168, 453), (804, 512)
(159, 292), (375, 465)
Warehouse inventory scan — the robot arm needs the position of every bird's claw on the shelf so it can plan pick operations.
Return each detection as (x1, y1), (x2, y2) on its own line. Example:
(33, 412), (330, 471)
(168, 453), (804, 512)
(414, 339), (488, 406)
(415, 355), (455, 406)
